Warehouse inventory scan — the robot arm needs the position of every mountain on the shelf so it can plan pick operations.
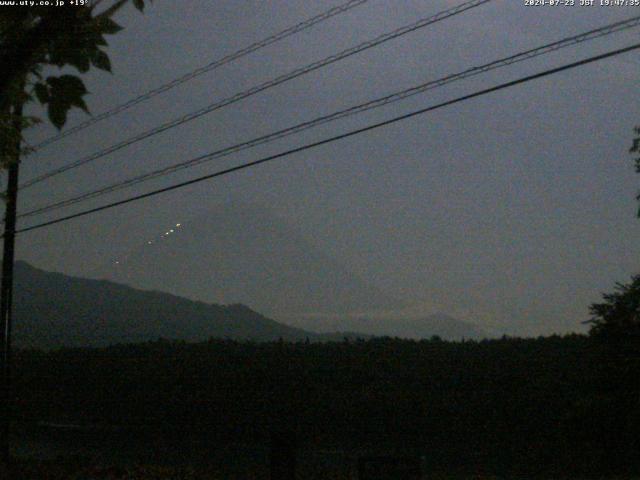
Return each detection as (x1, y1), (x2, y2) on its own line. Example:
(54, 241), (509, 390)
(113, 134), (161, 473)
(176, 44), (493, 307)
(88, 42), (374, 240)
(7, 262), (481, 349)
(293, 313), (488, 340)
(103, 201), (403, 319)
(11, 261), (356, 349)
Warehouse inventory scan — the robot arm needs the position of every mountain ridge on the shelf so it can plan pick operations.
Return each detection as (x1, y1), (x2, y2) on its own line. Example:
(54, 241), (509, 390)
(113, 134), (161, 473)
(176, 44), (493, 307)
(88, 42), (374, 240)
(103, 201), (404, 319)
(9, 261), (487, 348)
(11, 261), (359, 349)
(289, 312), (487, 340)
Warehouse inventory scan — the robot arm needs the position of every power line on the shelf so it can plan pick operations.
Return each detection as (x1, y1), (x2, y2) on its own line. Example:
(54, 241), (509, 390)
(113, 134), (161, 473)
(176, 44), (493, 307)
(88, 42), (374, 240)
(18, 14), (640, 220)
(14, 41), (640, 236)
(29, 0), (371, 151)
(19, 0), (493, 190)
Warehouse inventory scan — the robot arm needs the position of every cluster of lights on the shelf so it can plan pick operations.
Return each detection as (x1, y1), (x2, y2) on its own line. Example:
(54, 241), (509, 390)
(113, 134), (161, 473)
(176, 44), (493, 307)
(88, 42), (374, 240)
(158, 222), (182, 240)
(154, 222), (182, 242)
(114, 222), (183, 265)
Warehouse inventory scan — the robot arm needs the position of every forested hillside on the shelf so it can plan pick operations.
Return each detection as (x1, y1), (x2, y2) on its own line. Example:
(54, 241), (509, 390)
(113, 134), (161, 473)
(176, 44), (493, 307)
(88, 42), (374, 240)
(11, 261), (330, 347)
(12, 334), (640, 476)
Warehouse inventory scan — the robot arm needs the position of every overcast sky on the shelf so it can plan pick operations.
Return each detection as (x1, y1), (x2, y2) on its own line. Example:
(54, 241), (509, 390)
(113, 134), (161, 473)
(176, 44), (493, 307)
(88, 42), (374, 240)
(11, 0), (640, 336)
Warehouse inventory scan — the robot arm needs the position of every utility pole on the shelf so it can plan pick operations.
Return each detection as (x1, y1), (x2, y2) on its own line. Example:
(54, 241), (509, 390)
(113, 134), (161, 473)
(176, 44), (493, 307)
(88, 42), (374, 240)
(0, 98), (23, 465)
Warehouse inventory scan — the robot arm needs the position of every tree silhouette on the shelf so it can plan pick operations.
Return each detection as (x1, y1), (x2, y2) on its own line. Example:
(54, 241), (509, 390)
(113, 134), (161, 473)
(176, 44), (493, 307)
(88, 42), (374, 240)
(630, 126), (640, 217)
(582, 276), (640, 473)
(0, 1), (152, 469)
(0, 0), (152, 167)
(587, 275), (640, 340)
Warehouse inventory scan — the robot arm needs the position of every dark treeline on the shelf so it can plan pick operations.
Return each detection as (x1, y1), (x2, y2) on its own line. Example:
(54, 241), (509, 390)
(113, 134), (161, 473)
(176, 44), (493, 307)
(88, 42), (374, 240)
(11, 334), (640, 476)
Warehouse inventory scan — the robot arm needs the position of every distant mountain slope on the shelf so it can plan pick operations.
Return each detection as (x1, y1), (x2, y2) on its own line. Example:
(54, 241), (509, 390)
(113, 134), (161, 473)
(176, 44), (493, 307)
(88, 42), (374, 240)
(11, 261), (330, 349)
(104, 201), (403, 319)
(293, 313), (488, 340)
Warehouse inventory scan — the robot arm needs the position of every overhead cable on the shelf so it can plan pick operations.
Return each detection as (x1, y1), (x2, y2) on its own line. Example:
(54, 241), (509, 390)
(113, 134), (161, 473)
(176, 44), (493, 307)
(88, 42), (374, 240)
(19, 0), (493, 189)
(14, 41), (640, 235)
(19, 14), (640, 219)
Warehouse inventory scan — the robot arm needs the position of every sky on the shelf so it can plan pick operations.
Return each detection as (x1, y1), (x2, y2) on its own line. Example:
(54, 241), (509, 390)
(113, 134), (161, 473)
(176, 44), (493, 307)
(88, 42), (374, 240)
(9, 0), (640, 336)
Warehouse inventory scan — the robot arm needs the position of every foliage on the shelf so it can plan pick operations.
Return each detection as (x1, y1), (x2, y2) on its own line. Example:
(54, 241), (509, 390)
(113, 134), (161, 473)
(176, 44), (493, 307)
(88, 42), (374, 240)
(587, 275), (640, 340)
(583, 276), (640, 472)
(9, 459), (213, 480)
(631, 126), (640, 216)
(14, 335), (637, 476)
(0, 0), (151, 168)
(0, 113), (40, 170)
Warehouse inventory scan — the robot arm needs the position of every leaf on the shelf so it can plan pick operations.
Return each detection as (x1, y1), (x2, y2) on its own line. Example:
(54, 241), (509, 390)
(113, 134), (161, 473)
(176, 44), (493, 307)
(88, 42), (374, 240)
(47, 102), (67, 130)
(132, 0), (152, 12)
(34, 82), (50, 104)
(93, 33), (108, 47)
(95, 16), (123, 35)
(91, 49), (112, 72)
(47, 75), (88, 99)
(70, 95), (89, 114)
(45, 75), (90, 129)
(67, 49), (92, 73)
